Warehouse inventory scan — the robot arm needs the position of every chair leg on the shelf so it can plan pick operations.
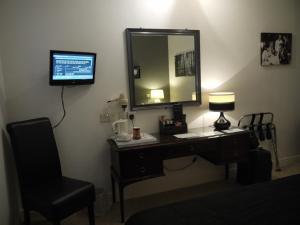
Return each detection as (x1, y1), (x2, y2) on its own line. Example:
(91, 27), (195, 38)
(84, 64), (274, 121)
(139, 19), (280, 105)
(88, 204), (95, 225)
(24, 209), (30, 225)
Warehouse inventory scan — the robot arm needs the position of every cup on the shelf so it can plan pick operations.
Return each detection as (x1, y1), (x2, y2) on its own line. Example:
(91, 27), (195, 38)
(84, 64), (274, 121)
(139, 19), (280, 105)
(132, 127), (141, 140)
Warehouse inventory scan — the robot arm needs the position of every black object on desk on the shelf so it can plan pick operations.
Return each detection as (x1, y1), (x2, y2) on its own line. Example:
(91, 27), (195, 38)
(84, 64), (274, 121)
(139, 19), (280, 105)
(108, 129), (251, 222)
(159, 104), (187, 135)
(173, 103), (183, 121)
(159, 120), (187, 135)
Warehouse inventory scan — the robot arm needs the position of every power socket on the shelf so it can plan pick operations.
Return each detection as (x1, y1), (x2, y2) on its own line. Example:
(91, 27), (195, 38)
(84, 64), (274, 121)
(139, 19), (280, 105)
(128, 113), (135, 127)
(100, 112), (111, 123)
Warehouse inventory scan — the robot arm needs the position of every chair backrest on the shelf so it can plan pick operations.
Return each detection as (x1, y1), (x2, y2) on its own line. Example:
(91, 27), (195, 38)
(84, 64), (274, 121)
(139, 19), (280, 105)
(7, 117), (62, 188)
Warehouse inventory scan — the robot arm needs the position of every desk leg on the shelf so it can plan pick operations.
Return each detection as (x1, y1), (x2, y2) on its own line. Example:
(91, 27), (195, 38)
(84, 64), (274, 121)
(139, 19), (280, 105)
(225, 164), (229, 180)
(119, 184), (125, 222)
(24, 209), (30, 225)
(111, 175), (116, 203)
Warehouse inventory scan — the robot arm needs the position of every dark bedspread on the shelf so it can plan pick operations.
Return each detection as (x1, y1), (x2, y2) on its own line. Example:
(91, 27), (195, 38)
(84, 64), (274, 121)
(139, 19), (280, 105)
(125, 174), (300, 225)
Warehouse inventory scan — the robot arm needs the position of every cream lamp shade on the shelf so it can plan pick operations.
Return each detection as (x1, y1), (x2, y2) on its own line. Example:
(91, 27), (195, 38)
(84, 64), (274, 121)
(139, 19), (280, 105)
(208, 92), (235, 112)
(150, 89), (164, 103)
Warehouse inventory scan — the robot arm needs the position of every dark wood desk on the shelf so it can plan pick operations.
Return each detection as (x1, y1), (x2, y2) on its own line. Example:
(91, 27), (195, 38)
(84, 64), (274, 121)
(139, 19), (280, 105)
(108, 129), (251, 222)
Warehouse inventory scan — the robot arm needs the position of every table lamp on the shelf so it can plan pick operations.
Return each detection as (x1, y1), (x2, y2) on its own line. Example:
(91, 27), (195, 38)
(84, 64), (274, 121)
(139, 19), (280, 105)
(150, 89), (164, 103)
(208, 92), (235, 130)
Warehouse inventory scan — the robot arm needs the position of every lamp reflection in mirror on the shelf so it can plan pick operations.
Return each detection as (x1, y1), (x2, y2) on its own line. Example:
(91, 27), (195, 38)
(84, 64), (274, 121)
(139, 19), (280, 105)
(150, 89), (164, 103)
(209, 92), (235, 130)
(192, 91), (196, 101)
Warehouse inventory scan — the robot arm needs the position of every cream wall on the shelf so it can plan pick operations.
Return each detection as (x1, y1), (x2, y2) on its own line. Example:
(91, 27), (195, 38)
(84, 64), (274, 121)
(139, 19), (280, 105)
(0, 52), (9, 224)
(0, 0), (299, 200)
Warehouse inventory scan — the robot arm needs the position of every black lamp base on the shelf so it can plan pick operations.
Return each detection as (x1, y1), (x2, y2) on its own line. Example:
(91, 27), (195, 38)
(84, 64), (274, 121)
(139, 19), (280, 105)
(214, 112), (231, 130)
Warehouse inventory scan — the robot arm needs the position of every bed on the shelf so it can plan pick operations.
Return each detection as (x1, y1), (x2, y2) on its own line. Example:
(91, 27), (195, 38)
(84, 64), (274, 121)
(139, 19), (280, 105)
(125, 174), (300, 225)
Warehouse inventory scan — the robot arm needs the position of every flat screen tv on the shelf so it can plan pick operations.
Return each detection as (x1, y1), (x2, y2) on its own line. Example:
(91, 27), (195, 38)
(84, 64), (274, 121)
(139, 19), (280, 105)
(50, 50), (97, 85)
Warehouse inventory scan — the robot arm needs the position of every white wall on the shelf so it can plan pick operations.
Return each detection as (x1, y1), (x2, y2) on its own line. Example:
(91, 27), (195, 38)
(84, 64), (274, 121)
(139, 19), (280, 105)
(0, 0), (299, 199)
(0, 49), (19, 225)
(0, 50), (9, 224)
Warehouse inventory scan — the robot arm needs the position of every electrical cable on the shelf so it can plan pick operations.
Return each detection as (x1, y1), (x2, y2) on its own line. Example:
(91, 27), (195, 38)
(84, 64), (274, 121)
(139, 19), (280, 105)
(53, 86), (66, 129)
(164, 157), (197, 171)
(130, 120), (134, 128)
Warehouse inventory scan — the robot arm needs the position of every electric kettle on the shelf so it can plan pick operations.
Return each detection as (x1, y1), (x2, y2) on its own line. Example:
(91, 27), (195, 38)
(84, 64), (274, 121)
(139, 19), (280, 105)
(112, 119), (131, 141)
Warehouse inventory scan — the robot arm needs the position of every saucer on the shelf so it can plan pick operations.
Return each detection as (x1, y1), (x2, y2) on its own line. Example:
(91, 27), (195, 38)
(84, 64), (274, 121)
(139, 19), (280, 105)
(116, 135), (131, 142)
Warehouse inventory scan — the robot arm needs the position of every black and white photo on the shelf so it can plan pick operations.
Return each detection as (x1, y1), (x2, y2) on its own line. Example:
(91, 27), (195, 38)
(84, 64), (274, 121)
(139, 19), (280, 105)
(261, 33), (292, 66)
(175, 50), (195, 76)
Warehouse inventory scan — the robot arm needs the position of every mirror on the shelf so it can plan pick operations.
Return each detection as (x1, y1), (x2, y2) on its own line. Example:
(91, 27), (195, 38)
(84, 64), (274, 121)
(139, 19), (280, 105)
(126, 28), (201, 110)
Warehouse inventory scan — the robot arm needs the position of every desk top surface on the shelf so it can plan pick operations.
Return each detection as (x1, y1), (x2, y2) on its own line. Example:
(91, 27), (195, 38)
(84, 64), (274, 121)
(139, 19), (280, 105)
(108, 127), (249, 151)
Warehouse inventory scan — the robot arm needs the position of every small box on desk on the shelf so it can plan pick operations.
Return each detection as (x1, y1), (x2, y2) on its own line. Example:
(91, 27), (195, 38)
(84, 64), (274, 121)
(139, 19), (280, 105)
(159, 120), (187, 135)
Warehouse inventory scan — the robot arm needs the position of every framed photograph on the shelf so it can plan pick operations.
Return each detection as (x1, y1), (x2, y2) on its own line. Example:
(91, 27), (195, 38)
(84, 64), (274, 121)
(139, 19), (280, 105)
(175, 50), (195, 76)
(261, 33), (292, 66)
(133, 66), (141, 79)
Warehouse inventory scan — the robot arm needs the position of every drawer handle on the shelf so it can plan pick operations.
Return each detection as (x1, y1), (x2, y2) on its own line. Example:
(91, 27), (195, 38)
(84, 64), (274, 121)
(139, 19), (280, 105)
(138, 153), (145, 159)
(140, 167), (146, 173)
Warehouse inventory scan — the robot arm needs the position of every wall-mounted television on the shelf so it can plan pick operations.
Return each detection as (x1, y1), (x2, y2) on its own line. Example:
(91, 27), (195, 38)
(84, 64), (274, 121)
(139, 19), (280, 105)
(50, 50), (97, 85)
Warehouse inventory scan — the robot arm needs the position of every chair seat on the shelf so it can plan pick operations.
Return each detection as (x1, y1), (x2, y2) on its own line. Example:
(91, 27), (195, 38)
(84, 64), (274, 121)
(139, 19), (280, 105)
(24, 176), (95, 220)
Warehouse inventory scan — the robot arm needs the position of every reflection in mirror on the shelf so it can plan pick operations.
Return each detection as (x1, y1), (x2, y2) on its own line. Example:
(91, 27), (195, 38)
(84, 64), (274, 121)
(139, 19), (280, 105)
(126, 29), (201, 110)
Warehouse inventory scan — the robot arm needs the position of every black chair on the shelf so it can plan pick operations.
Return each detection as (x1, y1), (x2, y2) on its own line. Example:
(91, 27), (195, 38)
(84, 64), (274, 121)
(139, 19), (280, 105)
(6, 117), (95, 225)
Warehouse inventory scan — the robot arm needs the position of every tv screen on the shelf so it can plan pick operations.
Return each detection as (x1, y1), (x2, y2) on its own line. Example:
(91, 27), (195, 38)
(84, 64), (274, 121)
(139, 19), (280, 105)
(50, 50), (96, 85)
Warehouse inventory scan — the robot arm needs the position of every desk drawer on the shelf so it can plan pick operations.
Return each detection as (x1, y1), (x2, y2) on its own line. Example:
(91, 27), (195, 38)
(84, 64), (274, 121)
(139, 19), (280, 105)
(162, 144), (197, 159)
(119, 148), (163, 179)
(198, 133), (250, 164)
